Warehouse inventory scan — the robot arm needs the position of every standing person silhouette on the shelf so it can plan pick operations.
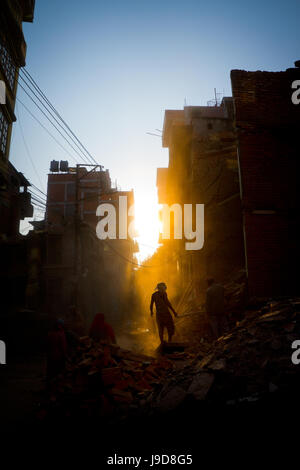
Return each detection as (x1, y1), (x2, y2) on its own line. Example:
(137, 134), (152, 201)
(205, 278), (226, 339)
(150, 282), (178, 344)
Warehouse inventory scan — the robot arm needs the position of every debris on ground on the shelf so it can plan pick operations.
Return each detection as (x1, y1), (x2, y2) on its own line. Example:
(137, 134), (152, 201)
(174, 269), (248, 343)
(148, 297), (300, 412)
(39, 338), (173, 422)
(39, 296), (300, 422)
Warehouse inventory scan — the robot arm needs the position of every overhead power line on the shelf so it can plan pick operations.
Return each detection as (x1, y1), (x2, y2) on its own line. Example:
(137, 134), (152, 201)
(18, 68), (98, 165)
(15, 69), (108, 222)
(18, 73), (95, 166)
(16, 103), (46, 192)
(31, 183), (48, 199)
(28, 190), (46, 210)
(29, 194), (47, 207)
(17, 98), (79, 165)
(28, 190), (47, 203)
(17, 81), (94, 166)
(103, 240), (155, 268)
(21, 68), (99, 166)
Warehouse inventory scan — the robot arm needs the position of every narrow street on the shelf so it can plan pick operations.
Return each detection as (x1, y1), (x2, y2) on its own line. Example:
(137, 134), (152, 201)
(3, 295), (295, 431)
(1, 294), (300, 460)
(1, 0), (300, 463)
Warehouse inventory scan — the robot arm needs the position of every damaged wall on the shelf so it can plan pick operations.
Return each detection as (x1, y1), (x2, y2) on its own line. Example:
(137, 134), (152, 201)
(43, 167), (137, 330)
(156, 101), (244, 308)
(231, 66), (300, 298)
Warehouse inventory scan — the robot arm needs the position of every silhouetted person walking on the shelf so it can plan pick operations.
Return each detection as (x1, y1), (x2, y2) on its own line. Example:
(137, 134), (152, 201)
(150, 282), (178, 344)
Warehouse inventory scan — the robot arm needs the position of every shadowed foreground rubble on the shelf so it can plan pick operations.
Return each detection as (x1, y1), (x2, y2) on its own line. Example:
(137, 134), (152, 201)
(37, 296), (300, 429)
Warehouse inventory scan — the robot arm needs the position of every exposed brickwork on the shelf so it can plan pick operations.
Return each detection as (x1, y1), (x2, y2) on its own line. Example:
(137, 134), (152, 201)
(231, 68), (300, 298)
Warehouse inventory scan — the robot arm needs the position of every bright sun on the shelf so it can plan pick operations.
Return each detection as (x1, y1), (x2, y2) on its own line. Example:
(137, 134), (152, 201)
(134, 190), (160, 262)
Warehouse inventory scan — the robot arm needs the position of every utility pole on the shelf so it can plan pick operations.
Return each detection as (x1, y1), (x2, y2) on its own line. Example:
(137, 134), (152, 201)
(74, 163), (104, 310)
(74, 163), (80, 310)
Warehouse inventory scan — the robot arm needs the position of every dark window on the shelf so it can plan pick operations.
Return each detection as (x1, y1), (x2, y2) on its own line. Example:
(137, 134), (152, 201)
(207, 123), (213, 130)
(0, 109), (9, 155)
(0, 41), (17, 91)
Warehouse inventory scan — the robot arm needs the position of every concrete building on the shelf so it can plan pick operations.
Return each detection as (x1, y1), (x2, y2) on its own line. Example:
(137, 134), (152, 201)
(42, 162), (137, 329)
(0, 0), (35, 314)
(157, 100), (244, 305)
(0, 0), (35, 240)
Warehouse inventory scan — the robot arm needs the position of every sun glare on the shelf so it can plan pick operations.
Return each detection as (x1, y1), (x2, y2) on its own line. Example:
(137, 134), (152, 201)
(134, 190), (160, 262)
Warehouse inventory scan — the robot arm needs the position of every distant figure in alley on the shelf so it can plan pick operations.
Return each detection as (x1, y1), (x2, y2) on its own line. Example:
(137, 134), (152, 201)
(150, 282), (178, 344)
(205, 278), (226, 339)
(89, 313), (116, 344)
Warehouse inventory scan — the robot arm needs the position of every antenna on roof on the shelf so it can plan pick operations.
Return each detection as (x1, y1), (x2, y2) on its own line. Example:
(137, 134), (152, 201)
(207, 89), (223, 107)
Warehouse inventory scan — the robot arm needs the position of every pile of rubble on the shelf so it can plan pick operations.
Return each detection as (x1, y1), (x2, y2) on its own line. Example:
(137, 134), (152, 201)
(174, 270), (248, 343)
(39, 336), (173, 422)
(147, 297), (300, 413)
(39, 296), (300, 422)
(223, 269), (247, 320)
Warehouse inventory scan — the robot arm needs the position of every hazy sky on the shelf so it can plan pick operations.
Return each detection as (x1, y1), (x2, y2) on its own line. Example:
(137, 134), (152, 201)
(11, 0), (300, 257)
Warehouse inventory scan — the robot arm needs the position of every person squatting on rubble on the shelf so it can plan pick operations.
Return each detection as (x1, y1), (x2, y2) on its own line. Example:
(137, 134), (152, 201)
(205, 278), (227, 339)
(47, 318), (67, 380)
(89, 313), (116, 344)
(150, 282), (178, 344)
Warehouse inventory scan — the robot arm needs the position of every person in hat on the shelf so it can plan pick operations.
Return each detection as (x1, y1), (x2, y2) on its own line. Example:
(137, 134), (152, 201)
(150, 282), (178, 344)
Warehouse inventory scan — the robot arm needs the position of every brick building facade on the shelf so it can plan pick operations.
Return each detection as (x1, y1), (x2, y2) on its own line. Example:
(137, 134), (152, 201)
(43, 163), (137, 328)
(231, 64), (300, 298)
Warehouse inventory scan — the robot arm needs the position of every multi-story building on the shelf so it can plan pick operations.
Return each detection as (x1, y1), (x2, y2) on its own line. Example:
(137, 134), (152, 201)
(231, 61), (300, 298)
(0, 0), (35, 314)
(42, 161), (137, 328)
(0, 0), (35, 239)
(157, 100), (244, 305)
(157, 61), (300, 305)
